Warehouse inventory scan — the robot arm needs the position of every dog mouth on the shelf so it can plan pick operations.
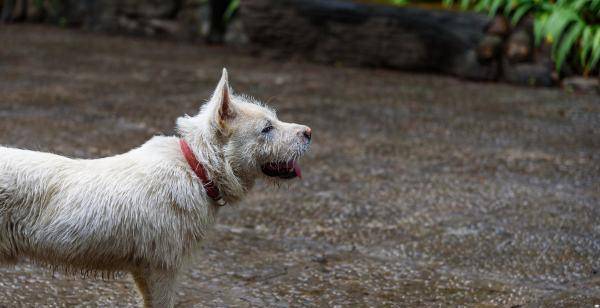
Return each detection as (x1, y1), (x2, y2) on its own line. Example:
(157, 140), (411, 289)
(261, 160), (302, 179)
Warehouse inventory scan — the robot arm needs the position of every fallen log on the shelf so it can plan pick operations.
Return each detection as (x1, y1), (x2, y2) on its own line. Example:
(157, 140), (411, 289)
(240, 0), (498, 80)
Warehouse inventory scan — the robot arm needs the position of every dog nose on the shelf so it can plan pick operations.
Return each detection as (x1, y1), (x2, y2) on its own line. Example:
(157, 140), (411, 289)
(303, 127), (312, 140)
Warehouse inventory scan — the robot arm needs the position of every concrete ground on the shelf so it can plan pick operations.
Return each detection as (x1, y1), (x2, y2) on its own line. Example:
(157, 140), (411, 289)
(0, 25), (599, 307)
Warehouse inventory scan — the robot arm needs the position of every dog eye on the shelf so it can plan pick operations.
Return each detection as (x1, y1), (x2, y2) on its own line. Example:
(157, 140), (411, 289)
(261, 125), (274, 134)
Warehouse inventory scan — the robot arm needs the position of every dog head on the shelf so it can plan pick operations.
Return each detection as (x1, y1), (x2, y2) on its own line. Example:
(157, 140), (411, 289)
(177, 69), (311, 190)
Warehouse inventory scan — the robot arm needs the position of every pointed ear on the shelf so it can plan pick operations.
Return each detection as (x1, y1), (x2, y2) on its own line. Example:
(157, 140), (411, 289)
(211, 68), (235, 128)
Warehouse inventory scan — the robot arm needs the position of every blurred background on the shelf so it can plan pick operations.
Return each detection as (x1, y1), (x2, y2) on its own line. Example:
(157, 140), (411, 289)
(0, 0), (599, 306)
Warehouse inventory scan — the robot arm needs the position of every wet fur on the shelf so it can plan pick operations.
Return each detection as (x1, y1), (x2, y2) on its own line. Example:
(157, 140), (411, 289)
(0, 69), (310, 307)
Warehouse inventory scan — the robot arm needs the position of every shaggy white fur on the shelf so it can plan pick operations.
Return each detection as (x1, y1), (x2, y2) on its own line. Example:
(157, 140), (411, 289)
(0, 69), (311, 307)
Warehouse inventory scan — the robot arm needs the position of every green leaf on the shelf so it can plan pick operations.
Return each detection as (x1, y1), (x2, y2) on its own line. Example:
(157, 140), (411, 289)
(503, 0), (513, 16)
(447, 0), (599, 73)
(460, 0), (471, 10)
(442, 0), (455, 7)
(569, 0), (588, 11)
(590, 28), (600, 71)
(223, 0), (240, 22)
(555, 22), (584, 72)
(580, 26), (593, 65)
(546, 8), (579, 47)
(534, 13), (549, 46)
(511, 3), (534, 25)
(489, 0), (505, 16)
(474, 0), (491, 12)
(389, 0), (408, 5)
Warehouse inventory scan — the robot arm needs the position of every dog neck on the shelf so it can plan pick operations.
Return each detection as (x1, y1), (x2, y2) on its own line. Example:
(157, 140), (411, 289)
(178, 131), (251, 204)
(179, 139), (226, 206)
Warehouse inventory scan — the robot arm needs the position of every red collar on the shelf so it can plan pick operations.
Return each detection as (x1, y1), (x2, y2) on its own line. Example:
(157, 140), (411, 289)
(179, 139), (225, 206)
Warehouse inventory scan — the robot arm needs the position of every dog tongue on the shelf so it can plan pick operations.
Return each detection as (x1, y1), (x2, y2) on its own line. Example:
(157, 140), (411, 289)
(292, 160), (302, 179)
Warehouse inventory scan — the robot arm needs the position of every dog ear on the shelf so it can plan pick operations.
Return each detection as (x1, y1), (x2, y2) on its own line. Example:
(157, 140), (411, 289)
(211, 68), (236, 129)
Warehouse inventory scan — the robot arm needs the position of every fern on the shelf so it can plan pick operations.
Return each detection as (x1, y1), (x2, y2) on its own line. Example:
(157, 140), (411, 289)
(444, 0), (600, 75)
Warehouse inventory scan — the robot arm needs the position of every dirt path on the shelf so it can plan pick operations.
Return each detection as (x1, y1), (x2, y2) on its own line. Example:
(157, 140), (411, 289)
(0, 25), (599, 307)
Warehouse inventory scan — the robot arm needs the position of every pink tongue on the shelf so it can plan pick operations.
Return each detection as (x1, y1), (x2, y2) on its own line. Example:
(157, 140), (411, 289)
(292, 160), (302, 179)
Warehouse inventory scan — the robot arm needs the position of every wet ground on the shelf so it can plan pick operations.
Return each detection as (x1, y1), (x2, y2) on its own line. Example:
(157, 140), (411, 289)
(0, 25), (599, 307)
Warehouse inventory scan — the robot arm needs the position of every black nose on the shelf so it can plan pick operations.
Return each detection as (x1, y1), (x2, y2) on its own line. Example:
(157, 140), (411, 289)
(303, 127), (312, 140)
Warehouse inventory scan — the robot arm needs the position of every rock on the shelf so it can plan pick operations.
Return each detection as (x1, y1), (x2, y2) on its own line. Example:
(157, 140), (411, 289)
(89, 1), (119, 31)
(476, 34), (503, 62)
(505, 30), (532, 63)
(453, 49), (500, 81)
(486, 15), (510, 37)
(177, 0), (211, 40)
(9, 0), (217, 42)
(224, 16), (249, 46)
(148, 18), (181, 36)
(120, 0), (181, 19)
(311, 255), (328, 264)
(503, 60), (554, 87)
(116, 15), (142, 33)
(59, 0), (98, 26)
(240, 0), (494, 79)
(562, 77), (600, 94)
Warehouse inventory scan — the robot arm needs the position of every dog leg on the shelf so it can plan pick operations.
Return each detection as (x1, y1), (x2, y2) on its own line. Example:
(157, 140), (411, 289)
(132, 266), (179, 308)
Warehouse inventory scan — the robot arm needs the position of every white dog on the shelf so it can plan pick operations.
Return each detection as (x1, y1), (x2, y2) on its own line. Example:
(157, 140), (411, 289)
(0, 69), (311, 307)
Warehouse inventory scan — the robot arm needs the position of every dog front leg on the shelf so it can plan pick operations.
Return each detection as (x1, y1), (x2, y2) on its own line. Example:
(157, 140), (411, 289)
(132, 266), (179, 308)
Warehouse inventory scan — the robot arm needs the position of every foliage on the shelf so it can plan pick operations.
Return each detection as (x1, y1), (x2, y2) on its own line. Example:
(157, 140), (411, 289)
(224, 0), (240, 22)
(443, 0), (600, 75)
(388, 0), (410, 5)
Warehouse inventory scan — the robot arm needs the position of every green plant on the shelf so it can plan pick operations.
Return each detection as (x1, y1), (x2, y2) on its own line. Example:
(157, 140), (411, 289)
(224, 0), (240, 22)
(443, 0), (600, 76)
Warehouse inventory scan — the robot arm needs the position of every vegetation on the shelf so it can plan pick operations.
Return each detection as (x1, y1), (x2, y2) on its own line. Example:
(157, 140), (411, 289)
(10, 0), (600, 76)
(442, 0), (600, 76)
(224, 0), (240, 21)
